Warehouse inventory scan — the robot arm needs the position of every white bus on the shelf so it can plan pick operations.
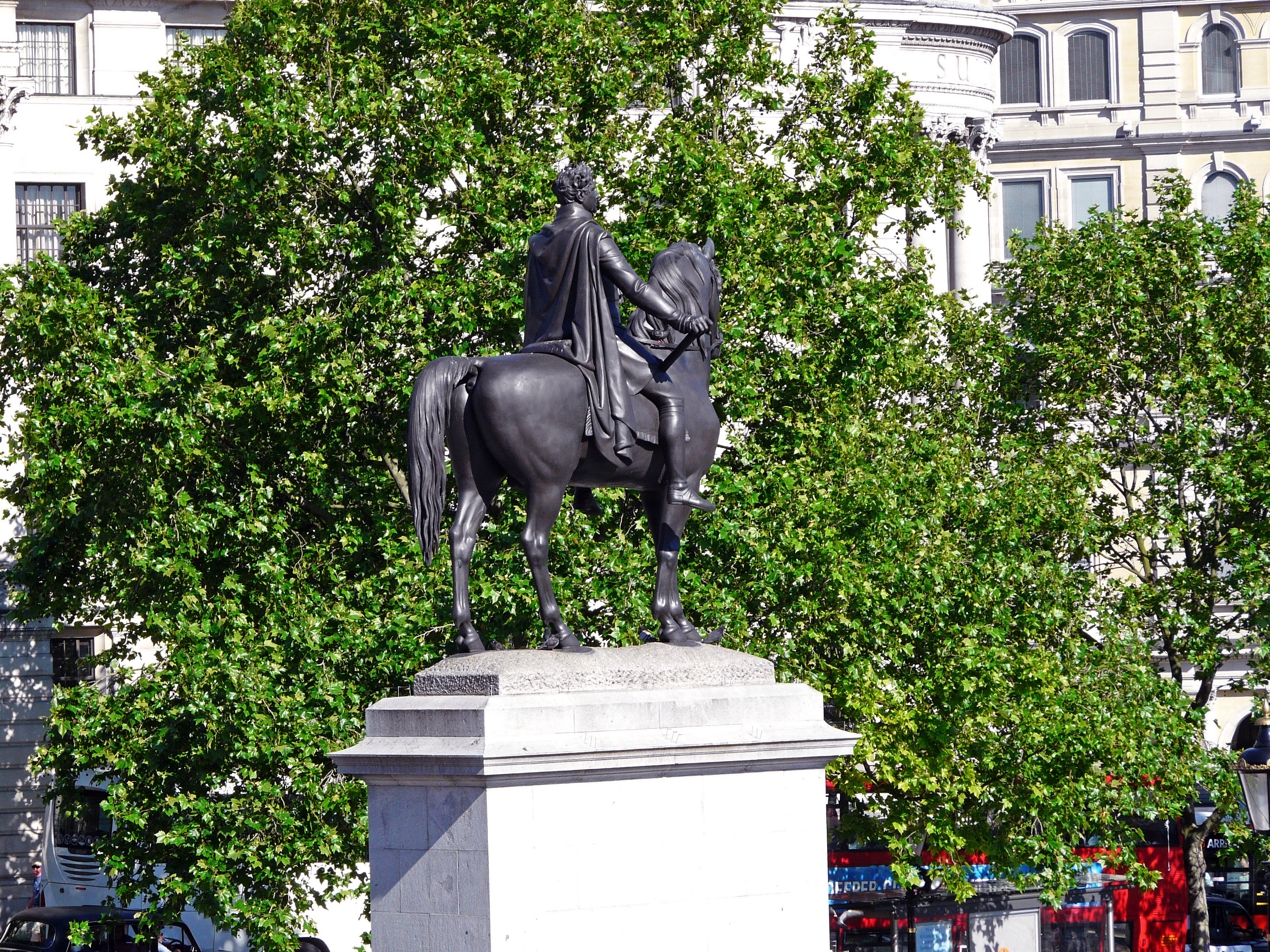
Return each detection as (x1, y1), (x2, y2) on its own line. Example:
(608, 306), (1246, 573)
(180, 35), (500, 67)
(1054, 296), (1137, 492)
(39, 783), (359, 952)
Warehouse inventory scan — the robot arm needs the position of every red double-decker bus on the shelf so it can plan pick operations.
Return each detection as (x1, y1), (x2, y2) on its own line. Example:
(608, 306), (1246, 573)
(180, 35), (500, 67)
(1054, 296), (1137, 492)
(826, 820), (1267, 951)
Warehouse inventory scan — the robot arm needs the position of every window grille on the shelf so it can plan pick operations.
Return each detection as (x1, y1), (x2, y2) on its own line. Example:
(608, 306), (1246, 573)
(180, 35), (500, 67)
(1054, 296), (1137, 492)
(16, 184), (83, 263)
(166, 26), (226, 53)
(49, 636), (95, 687)
(1202, 25), (1238, 95)
(18, 23), (74, 95)
(1071, 176), (1114, 225)
(1201, 171), (1239, 220)
(1001, 179), (1045, 258)
(1068, 31), (1110, 102)
(1000, 35), (1041, 104)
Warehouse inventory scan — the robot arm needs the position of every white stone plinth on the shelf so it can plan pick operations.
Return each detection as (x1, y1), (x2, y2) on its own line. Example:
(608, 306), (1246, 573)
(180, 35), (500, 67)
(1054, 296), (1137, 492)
(331, 644), (856, 952)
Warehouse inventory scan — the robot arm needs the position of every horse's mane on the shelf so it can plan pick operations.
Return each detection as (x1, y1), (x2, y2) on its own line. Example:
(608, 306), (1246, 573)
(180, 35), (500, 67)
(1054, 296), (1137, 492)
(628, 240), (722, 359)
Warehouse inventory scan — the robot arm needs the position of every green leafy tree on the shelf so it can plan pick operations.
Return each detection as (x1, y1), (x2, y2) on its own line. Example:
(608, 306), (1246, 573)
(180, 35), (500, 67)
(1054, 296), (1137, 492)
(728, 271), (1201, 899)
(817, 303), (1201, 901)
(990, 176), (1270, 952)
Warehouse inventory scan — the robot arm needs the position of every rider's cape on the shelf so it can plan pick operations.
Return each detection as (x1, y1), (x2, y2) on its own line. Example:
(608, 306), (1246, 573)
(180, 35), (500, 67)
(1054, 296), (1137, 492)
(523, 204), (635, 465)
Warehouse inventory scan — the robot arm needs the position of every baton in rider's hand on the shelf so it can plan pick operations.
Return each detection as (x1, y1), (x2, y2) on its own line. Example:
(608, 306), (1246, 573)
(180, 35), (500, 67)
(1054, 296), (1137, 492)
(657, 314), (709, 374)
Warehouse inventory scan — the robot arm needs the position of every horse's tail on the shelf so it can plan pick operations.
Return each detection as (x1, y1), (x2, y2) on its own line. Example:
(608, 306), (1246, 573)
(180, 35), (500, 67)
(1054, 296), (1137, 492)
(408, 355), (480, 565)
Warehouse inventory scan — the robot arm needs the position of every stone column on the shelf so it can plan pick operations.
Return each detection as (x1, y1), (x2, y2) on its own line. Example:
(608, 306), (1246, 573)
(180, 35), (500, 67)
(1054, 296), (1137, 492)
(926, 116), (999, 303)
(912, 219), (950, 294)
(332, 644), (856, 952)
(950, 187), (992, 302)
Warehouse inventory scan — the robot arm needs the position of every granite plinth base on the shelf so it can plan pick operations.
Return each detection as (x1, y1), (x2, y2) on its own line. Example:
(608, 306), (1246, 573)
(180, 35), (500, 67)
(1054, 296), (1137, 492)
(331, 644), (857, 952)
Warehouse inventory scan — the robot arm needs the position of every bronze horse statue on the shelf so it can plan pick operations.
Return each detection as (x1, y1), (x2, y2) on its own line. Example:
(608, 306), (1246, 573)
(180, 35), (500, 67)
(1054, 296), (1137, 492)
(407, 239), (722, 652)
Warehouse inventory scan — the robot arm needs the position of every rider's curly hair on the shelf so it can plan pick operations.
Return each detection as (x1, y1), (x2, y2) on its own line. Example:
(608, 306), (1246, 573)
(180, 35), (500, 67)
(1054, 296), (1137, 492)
(552, 161), (595, 204)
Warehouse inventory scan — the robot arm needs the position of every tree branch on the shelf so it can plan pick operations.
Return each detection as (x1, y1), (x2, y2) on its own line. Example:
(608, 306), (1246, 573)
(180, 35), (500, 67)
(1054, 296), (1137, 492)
(383, 453), (411, 507)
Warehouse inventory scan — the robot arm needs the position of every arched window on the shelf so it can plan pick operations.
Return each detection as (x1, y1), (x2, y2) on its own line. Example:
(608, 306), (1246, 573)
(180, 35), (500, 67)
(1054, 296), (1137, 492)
(1068, 31), (1110, 101)
(1001, 34), (1041, 104)
(1202, 171), (1239, 219)
(1202, 24), (1238, 95)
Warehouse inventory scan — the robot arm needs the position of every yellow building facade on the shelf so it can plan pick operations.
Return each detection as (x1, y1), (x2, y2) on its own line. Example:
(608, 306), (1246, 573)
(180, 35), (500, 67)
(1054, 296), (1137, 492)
(989, 0), (1270, 258)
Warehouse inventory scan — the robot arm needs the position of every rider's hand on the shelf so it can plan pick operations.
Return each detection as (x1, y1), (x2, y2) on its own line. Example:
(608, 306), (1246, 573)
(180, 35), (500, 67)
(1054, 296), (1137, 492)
(684, 313), (710, 334)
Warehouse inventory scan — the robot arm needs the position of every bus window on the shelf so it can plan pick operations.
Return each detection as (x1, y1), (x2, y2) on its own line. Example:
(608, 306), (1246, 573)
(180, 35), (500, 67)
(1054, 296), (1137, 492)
(1046, 922), (1103, 952)
(838, 932), (892, 952)
(54, 789), (112, 855)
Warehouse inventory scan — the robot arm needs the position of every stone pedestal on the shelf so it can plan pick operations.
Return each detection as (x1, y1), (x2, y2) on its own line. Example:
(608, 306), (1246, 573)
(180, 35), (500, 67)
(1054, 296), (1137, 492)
(331, 643), (856, 952)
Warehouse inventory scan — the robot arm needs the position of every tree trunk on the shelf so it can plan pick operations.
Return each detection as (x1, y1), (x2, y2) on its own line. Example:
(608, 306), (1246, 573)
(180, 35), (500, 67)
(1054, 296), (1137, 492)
(1184, 820), (1211, 952)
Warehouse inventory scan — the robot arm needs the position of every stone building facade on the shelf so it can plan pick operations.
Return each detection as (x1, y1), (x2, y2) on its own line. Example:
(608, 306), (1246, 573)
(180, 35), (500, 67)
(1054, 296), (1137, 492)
(0, 621), (53, 919)
(988, 0), (1270, 258)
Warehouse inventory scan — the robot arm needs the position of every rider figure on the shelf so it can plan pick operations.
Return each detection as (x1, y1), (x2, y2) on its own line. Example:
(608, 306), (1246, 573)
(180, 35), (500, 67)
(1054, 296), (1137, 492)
(523, 161), (714, 512)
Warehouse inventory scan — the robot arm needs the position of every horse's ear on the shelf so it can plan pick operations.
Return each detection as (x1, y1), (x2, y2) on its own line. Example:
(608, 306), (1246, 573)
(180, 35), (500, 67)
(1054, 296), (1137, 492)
(703, 237), (715, 260)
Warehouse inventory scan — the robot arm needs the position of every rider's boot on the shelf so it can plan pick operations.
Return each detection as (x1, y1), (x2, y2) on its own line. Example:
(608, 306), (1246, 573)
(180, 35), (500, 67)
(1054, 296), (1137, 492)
(659, 397), (715, 512)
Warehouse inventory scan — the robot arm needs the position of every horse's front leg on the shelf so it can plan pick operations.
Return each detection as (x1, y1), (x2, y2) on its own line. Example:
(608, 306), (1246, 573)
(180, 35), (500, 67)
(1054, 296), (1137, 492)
(522, 484), (582, 650)
(641, 491), (700, 646)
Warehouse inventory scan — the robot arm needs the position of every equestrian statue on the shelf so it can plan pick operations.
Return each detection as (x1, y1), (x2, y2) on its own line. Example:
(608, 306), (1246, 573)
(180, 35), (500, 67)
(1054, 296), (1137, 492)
(407, 161), (723, 653)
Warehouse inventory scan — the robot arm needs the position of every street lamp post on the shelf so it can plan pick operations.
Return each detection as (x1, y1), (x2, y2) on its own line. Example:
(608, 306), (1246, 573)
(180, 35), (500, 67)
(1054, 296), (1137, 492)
(1237, 699), (1270, 836)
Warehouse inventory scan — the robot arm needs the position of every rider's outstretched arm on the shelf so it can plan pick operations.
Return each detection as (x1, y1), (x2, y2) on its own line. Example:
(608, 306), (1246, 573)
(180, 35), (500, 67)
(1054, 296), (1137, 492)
(596, 235), (686, 327)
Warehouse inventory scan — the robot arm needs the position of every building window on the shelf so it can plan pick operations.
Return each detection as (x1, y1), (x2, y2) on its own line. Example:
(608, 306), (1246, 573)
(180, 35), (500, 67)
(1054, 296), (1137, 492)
(1001, 179), (1046, 258)
(165, 26), (226, 52)
(1071, 175), (1114, 225)
(1001, 34), (1041, 104)
(49, 636), (95, 687)
(1202, 25), (1238, 96)
(18, 23), (75, 95)
(1201, 171), (1239, 220)
(16, 184), (83, 263)
(1068, 30), (1110, 102)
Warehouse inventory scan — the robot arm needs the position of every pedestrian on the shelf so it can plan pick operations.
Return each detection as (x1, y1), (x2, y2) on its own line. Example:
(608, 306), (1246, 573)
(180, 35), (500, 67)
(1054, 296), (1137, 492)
(26, 860), (45, 908)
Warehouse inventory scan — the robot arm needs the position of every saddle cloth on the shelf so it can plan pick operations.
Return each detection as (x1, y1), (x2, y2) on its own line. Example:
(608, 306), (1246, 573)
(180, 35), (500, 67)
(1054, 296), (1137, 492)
(521, 338), (686, 449)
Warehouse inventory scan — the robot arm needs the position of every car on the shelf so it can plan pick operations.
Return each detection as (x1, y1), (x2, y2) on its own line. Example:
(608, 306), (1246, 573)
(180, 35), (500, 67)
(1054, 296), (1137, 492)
(1201, 895), (1270, 952)
(0, 907), (200, 952)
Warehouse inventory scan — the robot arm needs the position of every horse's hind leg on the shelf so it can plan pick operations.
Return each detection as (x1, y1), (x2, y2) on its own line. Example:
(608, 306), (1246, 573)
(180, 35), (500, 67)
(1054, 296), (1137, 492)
(450, 485), (492, 652)
(641, 490), (700, 646)
(449, 385), (505, 652)
(522, 484), (581, 650)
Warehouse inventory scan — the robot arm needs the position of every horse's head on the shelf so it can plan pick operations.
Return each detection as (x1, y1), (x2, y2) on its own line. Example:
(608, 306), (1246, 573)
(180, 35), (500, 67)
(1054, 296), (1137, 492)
(628, 238), (722, 361)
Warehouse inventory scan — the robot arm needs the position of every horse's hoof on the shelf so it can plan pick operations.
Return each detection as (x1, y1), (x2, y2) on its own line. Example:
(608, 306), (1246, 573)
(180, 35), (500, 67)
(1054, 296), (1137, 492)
(539, 628), (584, 651)
(658, 622), (701, 647)
(702, 626), (725, 645)
(451, 634), (486, 654)
(638, 629), (655, 643)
